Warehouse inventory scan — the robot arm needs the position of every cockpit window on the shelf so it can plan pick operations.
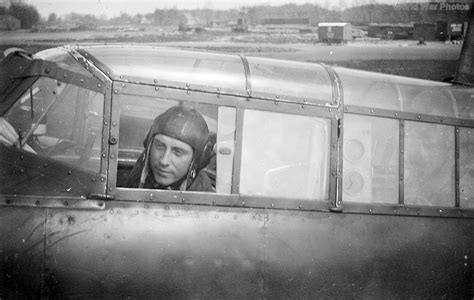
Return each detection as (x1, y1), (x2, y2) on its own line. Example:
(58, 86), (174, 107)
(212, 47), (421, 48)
(115, 90), (224, 193)
(404, 121), (455, 207)
(239, 109), (330, 200)
(1, 76), (104, 173)
(343, 114), (399, 204)
(83, 46), (246, 92)
(343, 114), (459, 207)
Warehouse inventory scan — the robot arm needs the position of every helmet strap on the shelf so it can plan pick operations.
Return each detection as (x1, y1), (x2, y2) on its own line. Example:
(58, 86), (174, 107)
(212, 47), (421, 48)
(138, 141), (153, 188)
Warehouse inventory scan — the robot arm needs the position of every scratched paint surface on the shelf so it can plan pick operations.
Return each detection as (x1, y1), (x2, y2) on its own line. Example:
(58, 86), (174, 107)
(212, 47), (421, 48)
(42, 202), (266, 298)
(1, 201), (473, 298)
(1, 207), (45, 298)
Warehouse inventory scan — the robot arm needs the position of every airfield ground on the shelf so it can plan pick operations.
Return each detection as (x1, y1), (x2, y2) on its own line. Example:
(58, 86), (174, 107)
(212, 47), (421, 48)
(0, 27), (464, 82)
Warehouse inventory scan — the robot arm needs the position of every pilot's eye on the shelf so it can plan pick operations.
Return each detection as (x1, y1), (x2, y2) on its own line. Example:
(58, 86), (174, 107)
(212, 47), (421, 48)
(154, 141), (165, 150)
(173, 148), (184, 156)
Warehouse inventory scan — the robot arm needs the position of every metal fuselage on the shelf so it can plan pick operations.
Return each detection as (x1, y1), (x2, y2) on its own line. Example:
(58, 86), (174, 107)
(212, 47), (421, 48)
(2, 199), (472, 298)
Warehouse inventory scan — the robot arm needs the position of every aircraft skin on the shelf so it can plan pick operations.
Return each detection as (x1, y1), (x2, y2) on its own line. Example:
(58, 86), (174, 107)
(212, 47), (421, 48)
(2, 200), (472, 298)
(1, 13), (474, 299)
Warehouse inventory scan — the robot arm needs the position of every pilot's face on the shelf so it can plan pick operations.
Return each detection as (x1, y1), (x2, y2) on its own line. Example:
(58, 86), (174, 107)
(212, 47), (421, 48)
(149, 134), (194, 187)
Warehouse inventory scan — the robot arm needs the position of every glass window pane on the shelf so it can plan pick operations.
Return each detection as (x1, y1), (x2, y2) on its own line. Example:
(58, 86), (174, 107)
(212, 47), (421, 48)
(36, 47), (92, 76)
(116, 92), (222, 193)
(337, 67), (472, 120)
(247, 57), (333, 105)
(401, 86), (456, 118)
(337, 67), (402, 110)
(240, 110), (330, 200)
(83, 46), (246, 91)
(404, 121), (454, 207)
(460, 128), (474, 209)
(2, 77), (104, 173)
(343, 115), (399, 204)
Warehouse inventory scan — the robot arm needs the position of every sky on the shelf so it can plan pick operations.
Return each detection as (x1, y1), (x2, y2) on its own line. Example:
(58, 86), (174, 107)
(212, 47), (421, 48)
(21, 0), (419, 18)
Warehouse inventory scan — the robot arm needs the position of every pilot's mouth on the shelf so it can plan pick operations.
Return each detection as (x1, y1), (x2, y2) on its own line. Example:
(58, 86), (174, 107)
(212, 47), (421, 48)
(156, 169), (171, 177)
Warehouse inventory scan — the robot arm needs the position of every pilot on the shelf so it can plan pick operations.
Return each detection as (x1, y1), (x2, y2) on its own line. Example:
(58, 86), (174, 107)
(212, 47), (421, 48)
(126, 104), (214, 192)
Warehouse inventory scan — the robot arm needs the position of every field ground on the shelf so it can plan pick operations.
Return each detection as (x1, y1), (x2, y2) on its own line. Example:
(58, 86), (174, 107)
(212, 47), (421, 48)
(0, 28), (464, 82)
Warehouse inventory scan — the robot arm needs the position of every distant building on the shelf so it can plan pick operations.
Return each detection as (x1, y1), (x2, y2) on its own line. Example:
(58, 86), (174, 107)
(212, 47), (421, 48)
(352, 27), (367, 38)
(414, 23), (436, 41)
(231, 18), (248, 33)
(317, 22), (352, 43)
(447, 21), (465, 40)
(0, 15), (20, 30)
(436, 21), (466, 41)
(368, 23), (413, 40)
(262, 18), (310, 26)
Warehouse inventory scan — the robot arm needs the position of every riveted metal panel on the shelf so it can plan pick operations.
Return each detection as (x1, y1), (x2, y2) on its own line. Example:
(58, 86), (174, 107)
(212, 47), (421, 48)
(115, 188), (330, 212)
(344, 105), (474, 128)
(341, 202), (474, 218)
(399, 119), (405, 205)
(0, 206), (46, 298)
(66, 46), (111, 84)
(1, 201), (467, 298)
(239, 95), (336, 118)
(105, 81), (120, 199)
(262, 209), (473, 298)
(75, 47), (114, 81)
(62, 46), (113, 198)
(0, 195), (105, 210)
(97, 82), (113, 188)
(0, 144), (106, 198)
(0, 76), (38, 115)
(232, 107), (244, 195)
(329, 116), (341, 211)
(0, 51), (36, 110)
(18, 60), (105, 94)
(113, 80), (245, 108)
(455, 126), (460, 208)
(112, 78), (341, 114)
(41, 202), (267, 298)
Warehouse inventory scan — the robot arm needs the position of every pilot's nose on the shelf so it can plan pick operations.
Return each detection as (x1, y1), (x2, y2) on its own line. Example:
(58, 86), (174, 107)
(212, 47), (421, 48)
(159, 149), (170, 166)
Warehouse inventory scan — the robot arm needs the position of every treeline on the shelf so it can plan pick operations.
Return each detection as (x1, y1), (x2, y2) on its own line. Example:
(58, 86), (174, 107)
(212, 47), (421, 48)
(1, 2), (471, 29)
(0, 2), (40, 29)
(58, 5), (343, 27)
(54, 9), (242, 28)
(244, 4), (341, 25)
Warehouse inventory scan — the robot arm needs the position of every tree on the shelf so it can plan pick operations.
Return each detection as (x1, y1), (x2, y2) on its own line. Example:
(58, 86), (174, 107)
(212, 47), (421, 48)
(47, 13), (57, 24)
(8, 3), (40, 29)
